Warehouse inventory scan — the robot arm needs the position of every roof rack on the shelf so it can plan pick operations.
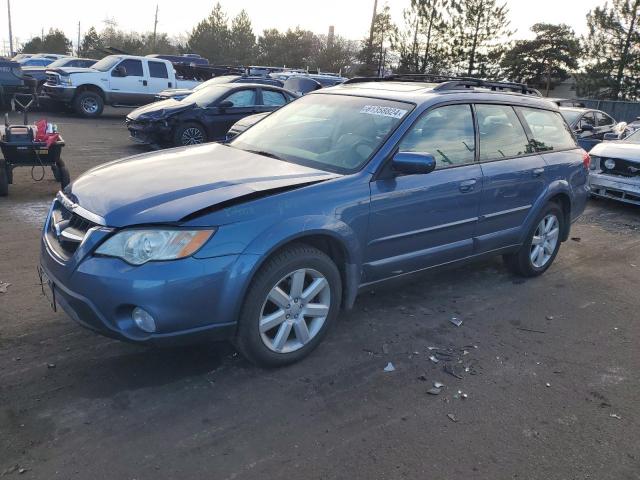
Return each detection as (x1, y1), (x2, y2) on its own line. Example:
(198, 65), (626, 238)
(343, 74), (541, 96)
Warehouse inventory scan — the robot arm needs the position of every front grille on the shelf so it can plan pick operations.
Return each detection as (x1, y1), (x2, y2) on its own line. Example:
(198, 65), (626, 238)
(46, 201), (99, 260)
(600, 157), (640, 177)
(45, 73), (59, 85)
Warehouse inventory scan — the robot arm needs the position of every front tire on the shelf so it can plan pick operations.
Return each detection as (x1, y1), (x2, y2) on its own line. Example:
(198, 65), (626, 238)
(504, 202), (563, 277)
(73, 91), (104, 118)
(173, 122), (207, 147)
(235, 244), (342, 367)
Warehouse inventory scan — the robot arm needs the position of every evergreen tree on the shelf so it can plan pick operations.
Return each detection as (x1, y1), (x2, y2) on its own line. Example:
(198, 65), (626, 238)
(187, 2), (232, 64)
(230, 10), (256, 66)
(21, 29), (72, 55)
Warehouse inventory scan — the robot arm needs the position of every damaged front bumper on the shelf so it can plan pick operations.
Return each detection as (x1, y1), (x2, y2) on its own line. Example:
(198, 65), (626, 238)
(126, 119), (171, 146)
(589, 171), (640, 206)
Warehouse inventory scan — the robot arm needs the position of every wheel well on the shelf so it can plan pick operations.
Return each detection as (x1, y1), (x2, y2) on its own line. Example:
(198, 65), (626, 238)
(267, 235), (351, 306)
(549, 193), (571, 241)
(75, 84), (105, 100)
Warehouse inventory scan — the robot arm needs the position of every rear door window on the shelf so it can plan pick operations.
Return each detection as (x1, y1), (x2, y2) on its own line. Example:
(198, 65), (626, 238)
(398, 104), (475, 168)
(148, 61), (168, 79)
(262, 90), (287, 106)
(476, 104), (532, 161)
(519, 107), (577, 152)
(579, 112), (596, 130)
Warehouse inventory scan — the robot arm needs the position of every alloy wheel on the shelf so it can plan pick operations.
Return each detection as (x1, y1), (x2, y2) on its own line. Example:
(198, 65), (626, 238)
(81, 97), (98, 114)
(181, 127), (205, 145)
(530, 214), (560, 268)
(259, 268), (331, 354)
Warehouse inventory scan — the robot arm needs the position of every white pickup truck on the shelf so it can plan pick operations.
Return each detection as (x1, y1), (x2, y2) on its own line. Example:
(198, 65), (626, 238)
(43, 55), (201, 117)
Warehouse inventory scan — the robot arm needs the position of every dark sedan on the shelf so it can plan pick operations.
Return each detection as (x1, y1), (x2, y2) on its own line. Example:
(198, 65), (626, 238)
(126, 83), (297, 147)
(559, 107), (617, 151)
(155, 75), (285, 101)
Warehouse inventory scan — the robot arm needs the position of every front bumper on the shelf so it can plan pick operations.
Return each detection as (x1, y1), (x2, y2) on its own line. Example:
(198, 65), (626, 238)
(40, 233), (254, 346)
(42, 84), (76, 102)
(126, 119), (171, 146)
(589, 171), (640, 206)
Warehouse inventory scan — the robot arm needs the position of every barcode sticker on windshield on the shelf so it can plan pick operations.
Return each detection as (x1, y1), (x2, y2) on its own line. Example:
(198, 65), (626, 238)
(360, 105), (408, 119)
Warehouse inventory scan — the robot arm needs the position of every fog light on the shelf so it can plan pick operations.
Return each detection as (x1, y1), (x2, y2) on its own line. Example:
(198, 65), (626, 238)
(132, 307), (156, 333)
(604, 158), (616, 170)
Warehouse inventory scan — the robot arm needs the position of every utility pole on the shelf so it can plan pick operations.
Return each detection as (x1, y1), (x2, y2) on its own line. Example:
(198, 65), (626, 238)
(367, 0), (378, 74)
(7, 0), (13, 56)
(152, 4), (158, 51)
(77, 21), (81, 56)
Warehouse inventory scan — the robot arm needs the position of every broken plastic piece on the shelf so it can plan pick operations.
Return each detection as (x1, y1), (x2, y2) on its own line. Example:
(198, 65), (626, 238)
(427, 387), (441, 395)
(449, 317), (463, 327)
(447, 413), (458, 422)
(610, 413), (622, 420)
(429, 355), (439, 364)
(384, 362), (395, 372)
(434, 381), (444, 388)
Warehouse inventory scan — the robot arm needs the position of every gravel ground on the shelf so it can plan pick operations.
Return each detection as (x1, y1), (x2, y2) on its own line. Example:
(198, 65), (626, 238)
(1, 109), (639, 479)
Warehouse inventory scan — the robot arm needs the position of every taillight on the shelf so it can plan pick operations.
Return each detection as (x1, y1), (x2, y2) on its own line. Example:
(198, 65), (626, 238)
(581, 150), (590, 170)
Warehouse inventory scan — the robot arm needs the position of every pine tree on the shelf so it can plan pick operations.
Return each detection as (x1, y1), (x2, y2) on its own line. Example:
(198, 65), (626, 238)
(230, 10), (256, 66)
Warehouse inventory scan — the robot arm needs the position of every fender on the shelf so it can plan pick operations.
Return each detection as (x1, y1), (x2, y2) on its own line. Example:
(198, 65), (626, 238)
(519, 179), (573, 244)
(241, 215), (364, 311)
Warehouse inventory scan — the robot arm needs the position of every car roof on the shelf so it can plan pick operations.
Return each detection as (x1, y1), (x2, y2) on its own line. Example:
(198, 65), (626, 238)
(316, 81), (559, 110)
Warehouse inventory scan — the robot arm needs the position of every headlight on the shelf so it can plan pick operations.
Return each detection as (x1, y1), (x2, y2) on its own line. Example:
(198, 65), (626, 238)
(59, 76), (73, 86)
(603, 158), (616, 170)
(95, 229), (215, 265)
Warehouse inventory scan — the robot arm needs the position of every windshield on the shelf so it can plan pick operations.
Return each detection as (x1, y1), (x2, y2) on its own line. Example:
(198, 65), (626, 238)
(91, 56), (121, 72)
(560, 110), (582, 125)
(231, 94), (413, 173)
(48, 58), (74, 68)
(194, 75), (241, 91)
(625, 129), (640, 144)
(182, 85), (230, 106)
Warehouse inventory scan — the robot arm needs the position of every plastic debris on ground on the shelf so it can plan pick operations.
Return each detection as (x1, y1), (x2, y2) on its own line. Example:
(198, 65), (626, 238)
(383, 362), (395, 372)
(47, 363), (56, 369)
(429, 355), (439, 364)
(427, 387), (441, 395)
(610, 413), (622, 420)
(449, 316), (463, 327)
(546, 382), (551, 388)
(434, 381), (444, 388)
(0, 281), (11, 294)
(447, 413), (458, 422)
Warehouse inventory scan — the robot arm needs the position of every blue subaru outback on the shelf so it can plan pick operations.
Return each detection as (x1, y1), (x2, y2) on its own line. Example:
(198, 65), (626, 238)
(39, 75), (590, 366)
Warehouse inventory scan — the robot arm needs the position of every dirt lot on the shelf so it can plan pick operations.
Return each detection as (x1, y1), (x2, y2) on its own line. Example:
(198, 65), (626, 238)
(1, 109), (639, 479)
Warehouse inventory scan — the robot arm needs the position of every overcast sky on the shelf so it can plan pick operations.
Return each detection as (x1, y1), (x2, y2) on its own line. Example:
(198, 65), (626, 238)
(3, 0), (606, 52)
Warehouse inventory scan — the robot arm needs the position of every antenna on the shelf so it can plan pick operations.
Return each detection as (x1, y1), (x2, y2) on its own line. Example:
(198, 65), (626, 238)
(7, 0), (13, 56)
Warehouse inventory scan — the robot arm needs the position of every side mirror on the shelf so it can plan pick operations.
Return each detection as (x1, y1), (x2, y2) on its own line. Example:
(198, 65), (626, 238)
(218, 100), (234, 110)
(113, 65), (127, 77)
(603, 132), (619, 141)
(392, 152), (436, 175)
(581, 124), (594, 132)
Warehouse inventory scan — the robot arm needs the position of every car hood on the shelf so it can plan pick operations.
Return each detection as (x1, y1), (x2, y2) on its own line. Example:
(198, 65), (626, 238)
(127, 98), (195, 121)
(157, 88), (193, 98)
(48, 67), (96, 76)
(66, 143), (341, 227)
(591, 142), (640, 163)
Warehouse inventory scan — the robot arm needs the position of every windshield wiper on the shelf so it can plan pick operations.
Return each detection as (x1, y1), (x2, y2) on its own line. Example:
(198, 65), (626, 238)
(243, 149), (284, 160)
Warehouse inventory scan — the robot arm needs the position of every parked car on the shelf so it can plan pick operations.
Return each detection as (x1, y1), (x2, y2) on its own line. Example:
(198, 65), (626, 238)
(0, 59), (36, 107)
(226, 112), (270, 140)
(271, 71), (347, 87)
(155, 75), (285, 101)
(39, 76), (589, 367)
(42, 55), (201, 117)
(588, 128), (640, 206)
(146, 53), (209, 67)
(126, 83), (297, 147)
(559, 107), (617, 151)
(22, 57), (96, 93)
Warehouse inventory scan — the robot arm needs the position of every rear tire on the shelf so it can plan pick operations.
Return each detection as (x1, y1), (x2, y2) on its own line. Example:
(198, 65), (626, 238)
(235, 244), (342, 367)
(173, 122), (207, 147)
(504, 202), (564, 277)
(74, 91), (104, 118)
(0, 161), (9, 196)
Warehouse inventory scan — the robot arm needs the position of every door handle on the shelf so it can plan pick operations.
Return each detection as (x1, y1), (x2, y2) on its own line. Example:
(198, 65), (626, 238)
(532, 167), (545, 177)
(459, 179), (477, 193)
(143, 80), (148, 86)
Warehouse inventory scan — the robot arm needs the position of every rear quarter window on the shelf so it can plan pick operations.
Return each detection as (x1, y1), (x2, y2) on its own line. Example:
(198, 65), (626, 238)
(520, 108), (577, 152)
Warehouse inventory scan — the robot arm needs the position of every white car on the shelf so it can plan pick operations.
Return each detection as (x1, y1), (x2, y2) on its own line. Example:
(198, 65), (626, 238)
(589, 129), (640, 206)
(43, 55), (201, 117)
